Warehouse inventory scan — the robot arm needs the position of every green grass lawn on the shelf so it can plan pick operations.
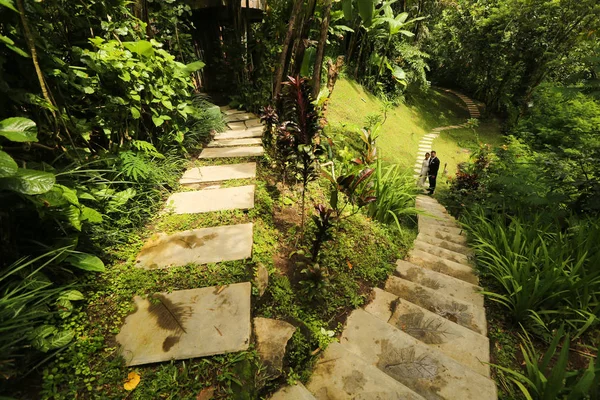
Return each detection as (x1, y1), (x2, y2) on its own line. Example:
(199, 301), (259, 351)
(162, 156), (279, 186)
(326, 78), (469, 168)
(432, 119), (504, 193)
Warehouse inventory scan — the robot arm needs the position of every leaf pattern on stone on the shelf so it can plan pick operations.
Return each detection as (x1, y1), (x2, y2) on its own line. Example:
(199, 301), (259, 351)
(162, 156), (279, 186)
(378, 340), (439, 380)
(394, 312), (457, 344)
(147, 294), (192, 352)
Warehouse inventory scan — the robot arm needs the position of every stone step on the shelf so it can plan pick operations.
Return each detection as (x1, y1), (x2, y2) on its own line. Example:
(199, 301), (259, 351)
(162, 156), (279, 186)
(418, 206), (456, 220)
(414, 239), (470, 265)
(245, 118), (263, 128)
(135, 223), (253, 269)
(207, 138), (262, 147)
(340, 310), (496, 399)
(199, 146), (264, 159)
(116, 283), (251, 366)
(385, 276), (487, 335)
(165, 185), (255, 214)
(416, 198), (449, 211)
(419, 220), (464, 236)
(417, 232), (473, 256)
(270, 383), (316, 400)
(225, 112), (257, 122)
(365, 288), (491, 377)
(408, 249), (478, 285)
(418, 226), (468, 246)
(418, 214), (459, 228)
(394, 260), (482, 307)
(214, 126), (263, 140)
(306, 342), (425, 400)
(179, 163), (256, 185)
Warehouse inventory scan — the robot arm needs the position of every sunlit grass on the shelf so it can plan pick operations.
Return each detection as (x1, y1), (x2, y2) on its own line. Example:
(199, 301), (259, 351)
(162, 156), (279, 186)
(326, 78), (468, 168)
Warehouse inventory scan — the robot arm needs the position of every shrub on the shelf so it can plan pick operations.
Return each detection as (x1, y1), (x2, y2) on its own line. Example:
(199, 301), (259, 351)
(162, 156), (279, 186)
(464, 207), (600, 336)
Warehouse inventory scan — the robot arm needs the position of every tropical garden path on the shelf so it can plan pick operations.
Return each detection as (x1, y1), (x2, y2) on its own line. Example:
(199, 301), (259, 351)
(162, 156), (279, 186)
(272, 91), (497, 400)
(413, 89), (481, 179)
(115, 107), (295, 370)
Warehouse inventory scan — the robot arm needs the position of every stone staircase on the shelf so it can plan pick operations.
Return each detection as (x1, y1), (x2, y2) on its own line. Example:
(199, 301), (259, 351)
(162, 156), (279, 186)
(116, 106), (269, 366)
(272, 195), (496, 399)
(414, 89), (481, 179)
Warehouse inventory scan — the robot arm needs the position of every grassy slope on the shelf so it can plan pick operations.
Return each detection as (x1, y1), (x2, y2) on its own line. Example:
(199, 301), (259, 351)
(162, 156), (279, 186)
(432, 119), (504, 192)
(326, 78), (468, 168)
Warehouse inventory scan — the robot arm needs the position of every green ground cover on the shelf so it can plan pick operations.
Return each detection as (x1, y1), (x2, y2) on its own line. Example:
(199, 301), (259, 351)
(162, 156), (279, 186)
(326, 78), (468, 167)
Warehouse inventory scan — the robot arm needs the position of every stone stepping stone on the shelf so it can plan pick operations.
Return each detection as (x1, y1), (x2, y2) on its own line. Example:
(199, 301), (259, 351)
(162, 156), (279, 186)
(385, 276), (486, 335)
(222, 108), (246, 115)
(227, 121), (247, 130)
(245, 118), (262, 128)
(418, 214), (460, 229)
(418, 206), (454, 220)
(408, 248), (477, 285)
(207, 138), (262, 147)
(214, 126), (263, 140)
(165, 185), (255, 214)
(419, 220), (464, 236)
(341, 310), (496, 399)
(417, 233), (473, 256)
(365, 288), (491, 377)
(135, 223), (253, 269)
(199, 146), (264, 159)
(395, 260), (482, 307)
(418, 225), (467, 246)
(179, 163), (256, 185)
(306, 342), (425, 400)
(254, 318), (296, 378)
(116, 283), (251, 366)
(225, 112), (257, 122)
(271, 383), (316, 400)
(414, 239), (470, 265)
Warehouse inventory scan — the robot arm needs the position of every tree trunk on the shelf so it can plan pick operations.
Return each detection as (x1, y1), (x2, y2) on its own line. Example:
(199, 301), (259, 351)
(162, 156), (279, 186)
(133, 0), (152, 38)
(273, 0), (305, 99)
(345, 19), (361, 62)
(16, 0), (55, 116)
(292, 0), (318, 76)
(311, 0), (333, 98)
(354, 32), (367, 78)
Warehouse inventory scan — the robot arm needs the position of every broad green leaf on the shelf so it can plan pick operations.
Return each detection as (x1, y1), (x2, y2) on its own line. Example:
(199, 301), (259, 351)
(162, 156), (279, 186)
(37, 186), (69, 207)
(0, 117), (38, 142)
(55, 184), (79, 206)
(301, 47), (316, 77)
(83, 86), (94, 94)
(152, 115), (165, 126)
(0, 150), (17, 178)
(161, 99), (174, 110)
(58, 290), (85, 301)
(131, 106), (141, 119)
(0, 0), (18, 12)
(182, 60), (205, 73)
(123, 40), (154, 57)
(46, 330), (75, 350)
(120, 71), (131, 82)
(66, 253), (105, 272)
(81, 205), (103, 223)
(63, 205), (82, 230)
(342, 0), (353, 21)
(56, 298), (74, 317)
(107, 188), (136, 211)
(0, 168), (55, 194)
(357, 0), (374, 27)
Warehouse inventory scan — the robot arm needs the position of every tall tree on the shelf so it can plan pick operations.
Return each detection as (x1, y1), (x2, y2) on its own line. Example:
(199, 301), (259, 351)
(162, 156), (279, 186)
(311, 0), (333, 98)
(273, 0), (305, 99)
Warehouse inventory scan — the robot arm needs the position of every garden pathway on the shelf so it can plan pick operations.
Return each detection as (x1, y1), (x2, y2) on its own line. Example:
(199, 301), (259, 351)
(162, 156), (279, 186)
(413, 89), (481, 179)
(272, 91), (496, 399)
(116, 107), (268, 366)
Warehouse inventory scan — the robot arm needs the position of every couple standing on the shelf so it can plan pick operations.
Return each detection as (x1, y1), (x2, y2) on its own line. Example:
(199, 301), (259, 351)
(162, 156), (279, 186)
(418, 151), (440, 195)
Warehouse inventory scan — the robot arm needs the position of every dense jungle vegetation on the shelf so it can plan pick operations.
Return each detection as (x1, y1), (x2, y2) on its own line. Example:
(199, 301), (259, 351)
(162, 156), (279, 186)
(1, 0), (599, 398)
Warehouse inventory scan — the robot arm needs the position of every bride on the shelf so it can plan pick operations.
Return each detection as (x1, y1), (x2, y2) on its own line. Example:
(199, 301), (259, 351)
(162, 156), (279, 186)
(418, 152), (430, 187)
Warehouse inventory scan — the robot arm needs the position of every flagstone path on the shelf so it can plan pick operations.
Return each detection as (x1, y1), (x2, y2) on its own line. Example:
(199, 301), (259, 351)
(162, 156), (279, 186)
(413, 89), (481, 179)
(271, 90), (496, 399)
(117, 106), (268, 366)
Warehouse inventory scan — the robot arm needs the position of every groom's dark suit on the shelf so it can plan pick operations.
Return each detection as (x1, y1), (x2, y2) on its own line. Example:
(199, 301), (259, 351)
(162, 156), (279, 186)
(428, 156), (440, 194)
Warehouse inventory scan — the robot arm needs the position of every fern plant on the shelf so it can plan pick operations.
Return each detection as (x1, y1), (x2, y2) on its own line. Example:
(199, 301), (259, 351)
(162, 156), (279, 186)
(118, 151), (153, 182)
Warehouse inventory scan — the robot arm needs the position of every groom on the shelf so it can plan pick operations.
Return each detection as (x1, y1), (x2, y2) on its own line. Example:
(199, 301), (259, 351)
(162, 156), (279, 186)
(428, 151), (440, 195)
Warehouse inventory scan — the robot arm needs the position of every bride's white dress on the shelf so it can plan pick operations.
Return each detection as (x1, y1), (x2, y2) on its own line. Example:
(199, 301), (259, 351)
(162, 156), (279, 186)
(418, 158), (429, 187)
